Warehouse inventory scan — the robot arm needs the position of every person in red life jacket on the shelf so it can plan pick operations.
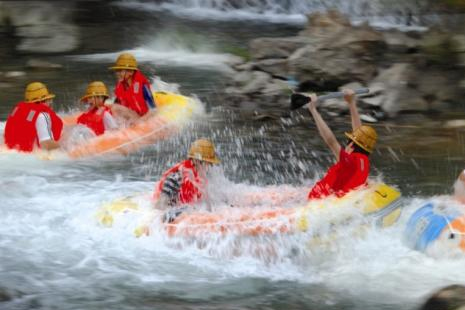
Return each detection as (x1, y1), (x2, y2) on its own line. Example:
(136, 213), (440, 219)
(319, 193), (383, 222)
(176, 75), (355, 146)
(134, 139), (220, 236)
(154, 139), (220, 210)
(109, 52), (156, 122)
(306, 89), (378, 200)
(4, 82), (63, 152)
(77, 81), (118, 136)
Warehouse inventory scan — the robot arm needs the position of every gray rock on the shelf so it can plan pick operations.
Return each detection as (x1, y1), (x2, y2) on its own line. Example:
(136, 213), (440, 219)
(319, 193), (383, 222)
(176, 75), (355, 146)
(451, 34), (465, 52)
(460, 79), (465, 89)
(0, 82), (13, 88)
(361, 95), (384, 107)
(339, 82), (364, 92)
(289, 45), (378, 86)
(233, 71), (253, 84)
(4, 71), (26, 78)
(254, 58), (289, 77)
(383, 31), (421, 53)
(368, 63), (418, 116)
(300, 10), (351, 38)
(223, 54), (246, 68)
(289, 24), (385, 86)
(261, 78), (292, 95)
(0, 287), (12, 302)
(444, 120), (465, 128)
(420, 285), (465, 310)
(233, 62), (256, 71)
(239, 71), (271, 94)
(419, 31), (457, 65)
(250, 37), (314, 60)
(452, 35), (465, 66)
(2, 1), (79, 53)
(26, 59), (63, 70)
(360, 114), (378, 123)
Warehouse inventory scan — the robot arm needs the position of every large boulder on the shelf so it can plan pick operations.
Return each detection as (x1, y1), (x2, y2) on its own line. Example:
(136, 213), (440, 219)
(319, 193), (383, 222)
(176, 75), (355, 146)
(420, 285), (465, 310)
(289, 24), (386, 88)
(250, 37), (315, 60)
(288, 44), (379, 88)
(451, 34), (465, 66)
(419, 30), (458, 66)
(382, 30), (422, 53)
(299, 10), (351, 38)
(365, 63), (460, 116)
(254, 58), (289, 77)
(366, 63), (427, 116)
(1, 1), (79, 53)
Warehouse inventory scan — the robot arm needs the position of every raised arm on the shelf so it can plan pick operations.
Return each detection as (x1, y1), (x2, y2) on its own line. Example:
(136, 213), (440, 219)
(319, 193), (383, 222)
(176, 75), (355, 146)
(344, 89), (362, 131)
(308, 94), (341, 160)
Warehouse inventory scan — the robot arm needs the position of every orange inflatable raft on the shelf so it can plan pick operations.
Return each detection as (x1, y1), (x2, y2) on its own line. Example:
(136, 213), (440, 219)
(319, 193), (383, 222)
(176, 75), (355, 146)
(98, 183), (402, 238)
(63, 92), (200, 158)
(0, 92), (200, 159)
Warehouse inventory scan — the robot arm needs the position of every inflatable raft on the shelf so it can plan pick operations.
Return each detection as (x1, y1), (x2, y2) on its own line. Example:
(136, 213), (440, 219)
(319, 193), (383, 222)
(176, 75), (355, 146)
(64, 91), (200, 158)
(0, 91), (200, 159)
(404, 200), (465, 255)
(97, 183), (403, 238)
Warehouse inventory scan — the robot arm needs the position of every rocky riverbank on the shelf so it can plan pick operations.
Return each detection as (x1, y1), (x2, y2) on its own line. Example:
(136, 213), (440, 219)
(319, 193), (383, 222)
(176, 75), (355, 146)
(224, 10), (465, 122)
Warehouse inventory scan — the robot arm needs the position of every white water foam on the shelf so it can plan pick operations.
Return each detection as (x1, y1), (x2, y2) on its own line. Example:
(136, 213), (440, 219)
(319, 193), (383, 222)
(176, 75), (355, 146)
(1, 117), (465, 309)
(114, 0), (429, 30)
(72, 46), (242, 73)
(1, 150), (465, 309)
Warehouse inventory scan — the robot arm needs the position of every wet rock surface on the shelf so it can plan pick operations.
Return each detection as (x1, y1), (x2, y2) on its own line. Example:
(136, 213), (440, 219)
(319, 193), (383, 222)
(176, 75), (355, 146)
(420, 285), (465, 310)
(0, 1), (79, 53)
(224, 10), (465, 122)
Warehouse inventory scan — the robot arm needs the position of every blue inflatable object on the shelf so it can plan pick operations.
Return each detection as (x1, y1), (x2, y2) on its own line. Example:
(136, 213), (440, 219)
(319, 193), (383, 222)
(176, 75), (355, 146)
(405, 203), (458, 251)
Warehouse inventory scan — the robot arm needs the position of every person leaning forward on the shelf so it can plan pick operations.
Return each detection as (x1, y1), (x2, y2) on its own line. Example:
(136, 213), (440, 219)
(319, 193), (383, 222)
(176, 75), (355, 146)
(134, 139), (221, 237)
(109, 52), (156, 122)
(77, 81), (118, 136)
(153, 139), (221, 212)
(4, 82), (63, 152)
(306, 89), (377, 200)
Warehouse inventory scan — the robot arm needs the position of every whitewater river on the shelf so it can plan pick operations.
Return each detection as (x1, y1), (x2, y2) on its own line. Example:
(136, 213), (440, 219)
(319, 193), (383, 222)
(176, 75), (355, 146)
(1, 1), (465, 309)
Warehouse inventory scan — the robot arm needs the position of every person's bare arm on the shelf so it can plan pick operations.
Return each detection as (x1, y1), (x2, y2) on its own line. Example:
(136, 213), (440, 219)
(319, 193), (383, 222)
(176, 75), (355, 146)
(110, 104), (139, 124)
(308, 94), (341, 160)
(344, 89), (362, 131)
(41, 139), (60, 151)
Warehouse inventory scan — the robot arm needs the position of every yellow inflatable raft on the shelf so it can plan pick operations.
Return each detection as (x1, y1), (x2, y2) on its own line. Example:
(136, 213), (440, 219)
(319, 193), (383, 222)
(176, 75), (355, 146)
(97, 183), (402, 238)
(64, 91), (200, 158)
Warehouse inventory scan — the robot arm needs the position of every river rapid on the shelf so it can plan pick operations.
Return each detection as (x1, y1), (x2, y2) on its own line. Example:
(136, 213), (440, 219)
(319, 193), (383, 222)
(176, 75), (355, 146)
(1, 1), (465, 309)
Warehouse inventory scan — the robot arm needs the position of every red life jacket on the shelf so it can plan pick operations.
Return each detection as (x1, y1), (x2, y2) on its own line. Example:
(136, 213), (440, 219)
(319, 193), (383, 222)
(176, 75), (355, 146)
(114, 70), (151, 116)
(4, 101), (63, 153)
(308, 149), (370, 200)
(154, 159), (203, 205)
(77, 106), (112, 136)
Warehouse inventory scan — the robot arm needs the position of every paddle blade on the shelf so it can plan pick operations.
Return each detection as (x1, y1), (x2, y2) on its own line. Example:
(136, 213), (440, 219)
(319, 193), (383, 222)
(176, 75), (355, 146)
(290, 93), (310, 110)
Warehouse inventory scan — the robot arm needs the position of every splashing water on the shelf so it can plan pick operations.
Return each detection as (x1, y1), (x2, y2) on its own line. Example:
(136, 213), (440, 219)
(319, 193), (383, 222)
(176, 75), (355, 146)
(115, 0), (431, 30)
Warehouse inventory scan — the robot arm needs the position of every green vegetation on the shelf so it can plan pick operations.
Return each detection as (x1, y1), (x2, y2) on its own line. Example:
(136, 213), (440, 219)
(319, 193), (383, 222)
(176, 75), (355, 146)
(222, 45), (251, 61)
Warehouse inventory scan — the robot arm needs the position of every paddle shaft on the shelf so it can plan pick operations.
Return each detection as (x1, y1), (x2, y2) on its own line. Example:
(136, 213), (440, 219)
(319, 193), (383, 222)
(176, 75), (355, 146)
(317, 88), (369, 102)
(290, 88), (370, 110)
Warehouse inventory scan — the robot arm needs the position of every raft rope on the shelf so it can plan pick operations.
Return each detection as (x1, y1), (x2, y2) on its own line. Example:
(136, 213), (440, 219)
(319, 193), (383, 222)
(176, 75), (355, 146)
(92, 117), (175, 157)
(444, 216), (465, 236)
(72, 104), (192, 157)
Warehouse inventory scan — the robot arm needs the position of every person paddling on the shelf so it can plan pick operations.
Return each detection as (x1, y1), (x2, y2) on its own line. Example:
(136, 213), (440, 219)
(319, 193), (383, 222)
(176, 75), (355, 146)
(134, 139), (221, 236)
(153, 139), (221, 211)
(77, 81), (118, 136)
(4, 82), (63, 152)
(307, 89), (377, 200)
(109, 52), (156, 122)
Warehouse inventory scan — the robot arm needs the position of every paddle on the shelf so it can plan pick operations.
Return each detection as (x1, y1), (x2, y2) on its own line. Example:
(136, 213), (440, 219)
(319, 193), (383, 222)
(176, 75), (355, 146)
(290, 88), (370, 110)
